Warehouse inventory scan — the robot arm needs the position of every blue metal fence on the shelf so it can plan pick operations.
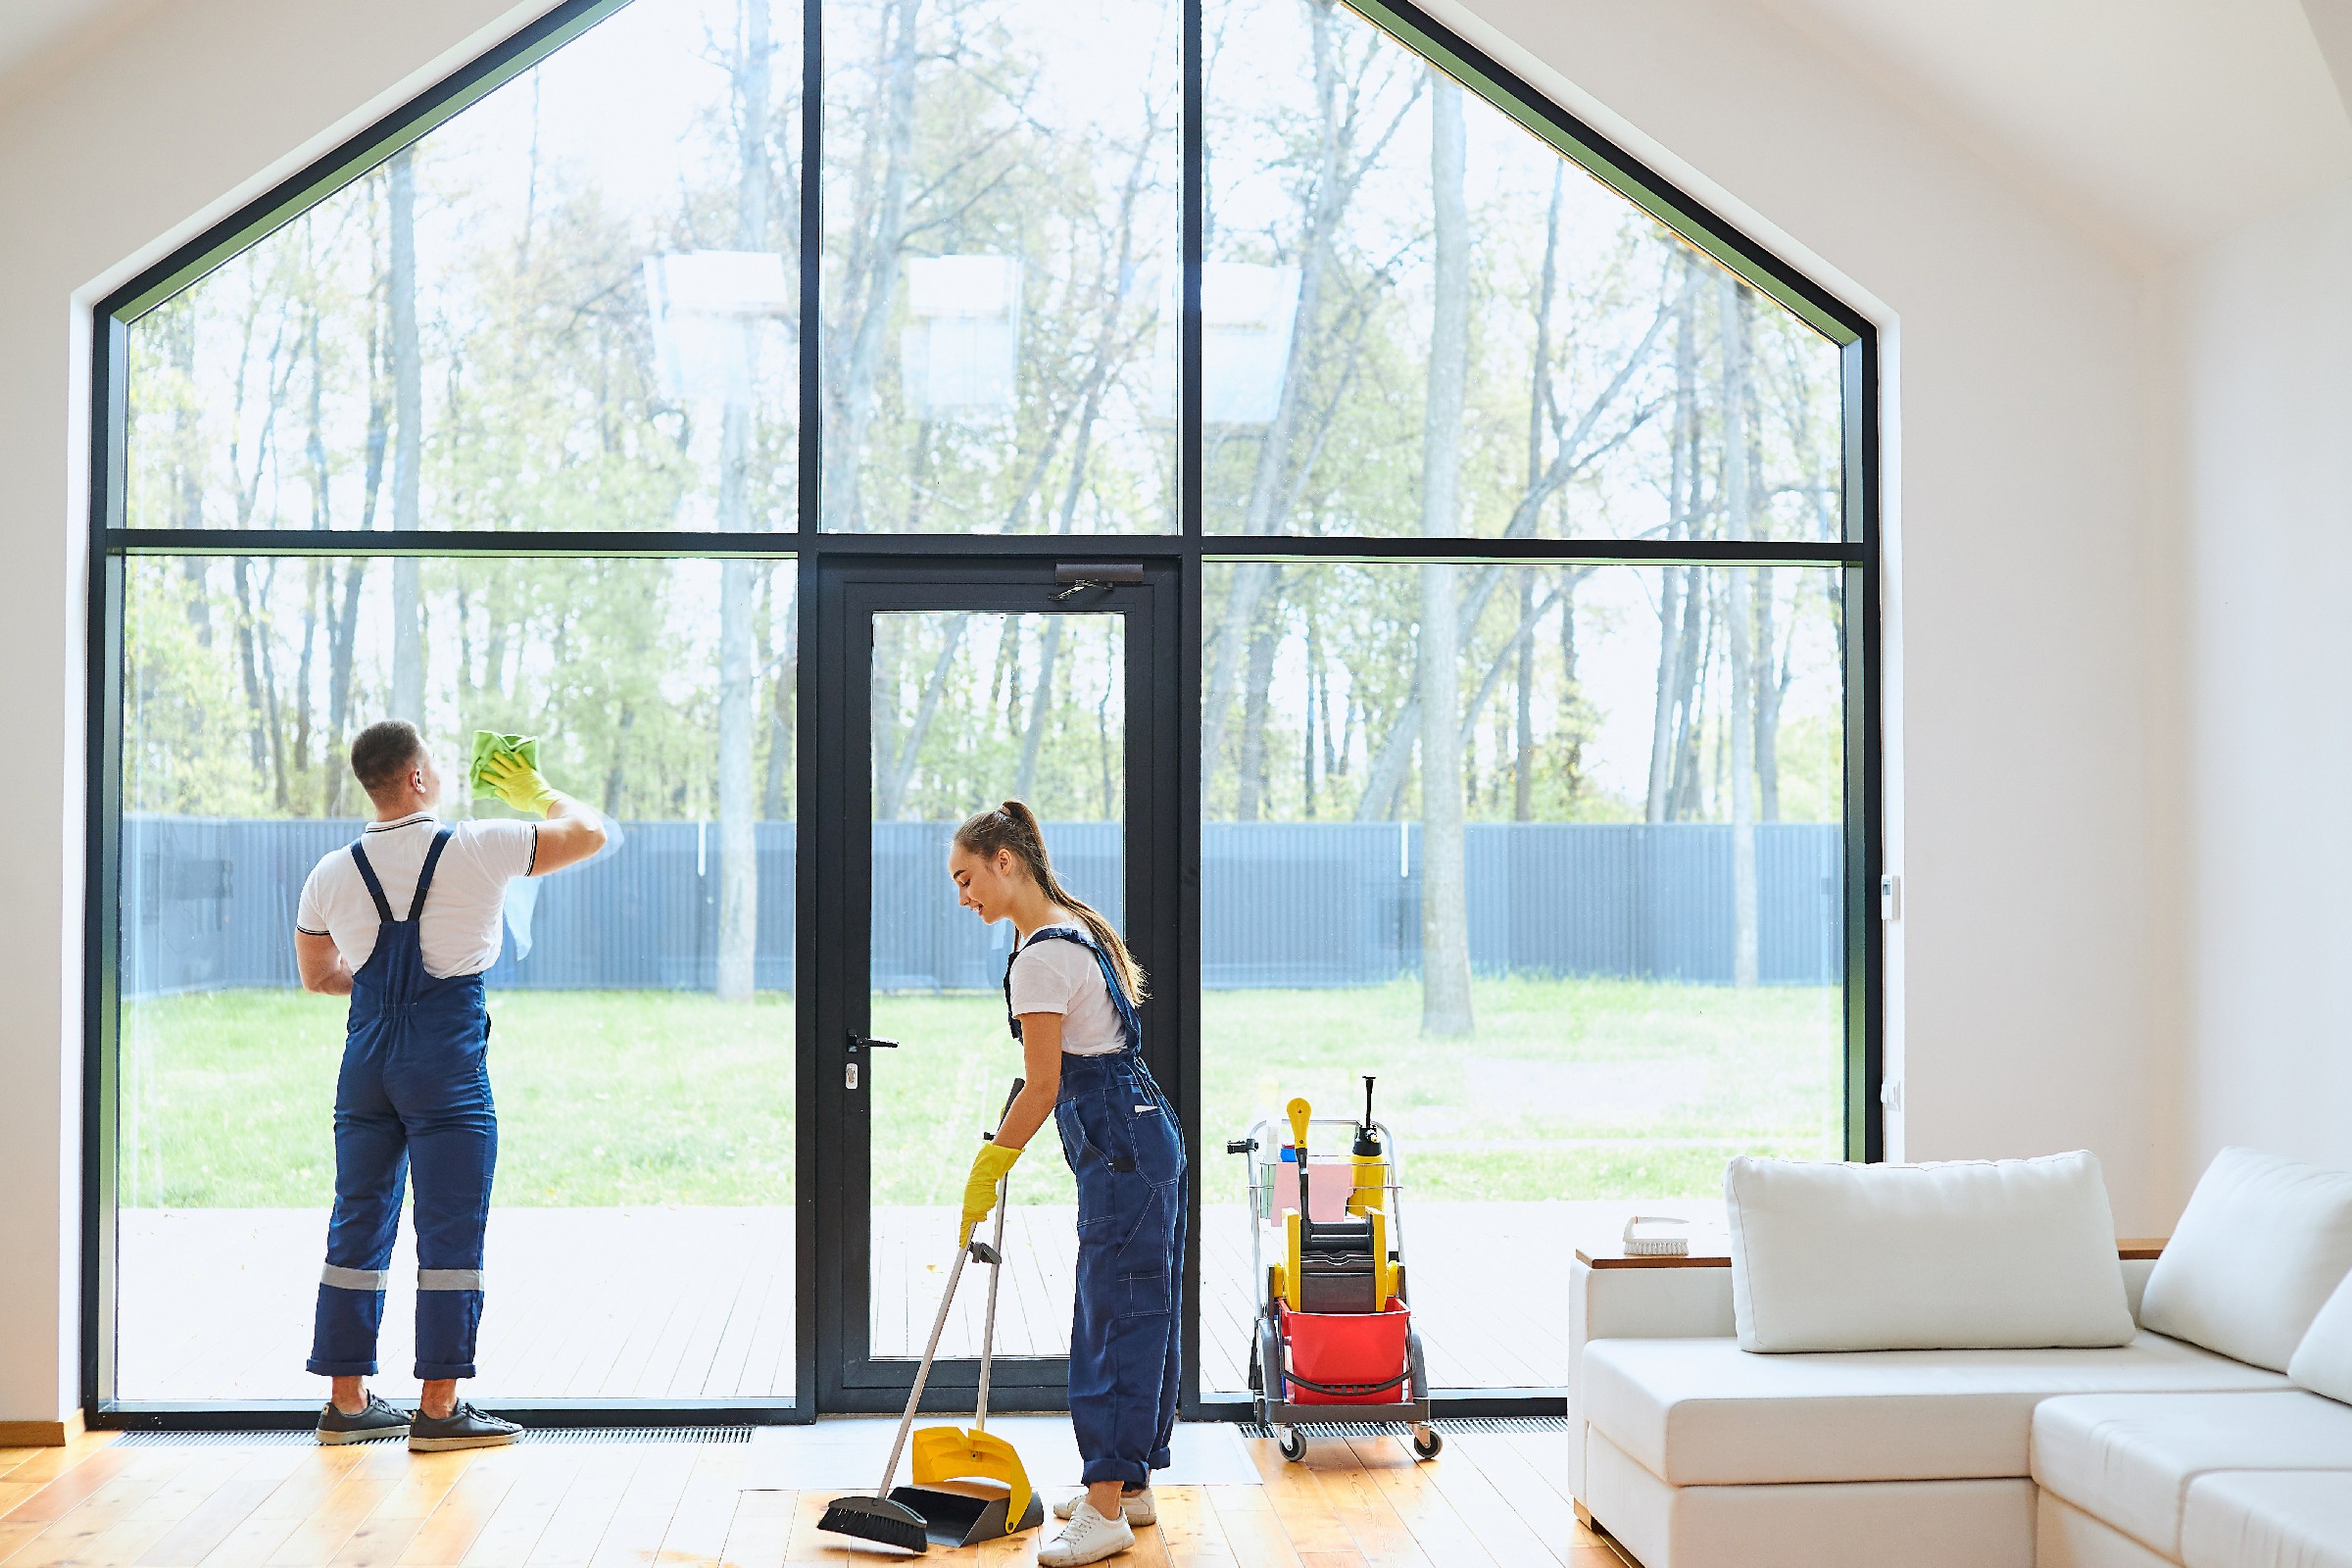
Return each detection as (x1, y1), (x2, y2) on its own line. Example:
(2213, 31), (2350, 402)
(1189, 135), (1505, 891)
(121, 816), (1841, 1000)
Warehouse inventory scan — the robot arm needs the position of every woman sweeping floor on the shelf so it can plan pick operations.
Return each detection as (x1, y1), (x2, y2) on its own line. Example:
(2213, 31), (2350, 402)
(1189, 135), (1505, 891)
(948, 801), (1184, 1567)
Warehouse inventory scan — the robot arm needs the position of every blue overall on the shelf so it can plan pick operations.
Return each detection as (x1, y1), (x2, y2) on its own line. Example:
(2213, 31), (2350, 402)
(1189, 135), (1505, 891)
(307, 829), (499, 1382)
(1008, 929), (1187, 1489)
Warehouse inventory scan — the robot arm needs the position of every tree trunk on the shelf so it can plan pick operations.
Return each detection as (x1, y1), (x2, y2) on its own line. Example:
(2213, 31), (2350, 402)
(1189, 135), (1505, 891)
(1646, 258), (1699, 823)
(1722, 281), (1758, 987)
(1418, 74), (1473, 1039)
(716, 0), (773, 1004)
(388, 147), (424, 724)
(1513, 574), (1536, 821)
(764, 572), (798, 819)
(822, 0), (922, 532)
(1235, 572), (1283, 821)
(1201, 0), (1355, 777)
(1558, 574), (1585, 801)
(876, 614), (966, 819)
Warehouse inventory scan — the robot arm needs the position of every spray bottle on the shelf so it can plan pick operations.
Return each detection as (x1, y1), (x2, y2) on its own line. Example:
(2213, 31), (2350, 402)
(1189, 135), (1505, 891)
(1348, 1075), (1387, 1217)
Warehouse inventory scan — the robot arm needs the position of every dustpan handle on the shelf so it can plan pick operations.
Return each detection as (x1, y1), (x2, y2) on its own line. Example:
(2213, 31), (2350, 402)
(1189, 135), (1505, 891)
(974, 1076), (1024, 1436)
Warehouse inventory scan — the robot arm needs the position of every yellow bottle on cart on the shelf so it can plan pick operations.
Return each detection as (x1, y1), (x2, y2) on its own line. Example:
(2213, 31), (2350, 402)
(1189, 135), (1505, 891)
(1347, 1075), (1386, 1217)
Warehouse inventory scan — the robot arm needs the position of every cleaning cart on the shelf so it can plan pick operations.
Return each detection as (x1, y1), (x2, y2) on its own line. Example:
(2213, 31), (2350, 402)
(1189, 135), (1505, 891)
(1225, 1080), (1442, 1463)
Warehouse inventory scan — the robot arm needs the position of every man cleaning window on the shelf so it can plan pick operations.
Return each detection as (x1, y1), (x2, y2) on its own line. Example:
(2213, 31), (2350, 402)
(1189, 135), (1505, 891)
(292, 720), (605, 1448)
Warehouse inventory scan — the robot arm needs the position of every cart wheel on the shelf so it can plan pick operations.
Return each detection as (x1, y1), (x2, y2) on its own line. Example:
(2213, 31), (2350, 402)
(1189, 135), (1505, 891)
(1276, 1426), (1308, 1463)
(1411, 1426), (1444, 1460)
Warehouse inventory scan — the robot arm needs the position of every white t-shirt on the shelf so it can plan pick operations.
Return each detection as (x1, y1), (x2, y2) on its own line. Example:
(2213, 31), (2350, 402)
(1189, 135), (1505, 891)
(1006, 921), (1131, 1055)
(295, 812), (537, 979)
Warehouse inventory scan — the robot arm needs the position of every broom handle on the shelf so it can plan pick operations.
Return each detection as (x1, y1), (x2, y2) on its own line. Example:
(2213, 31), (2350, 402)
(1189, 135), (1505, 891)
(973, 1076), (1024, 1438)
(877, 1239), (968, 1497)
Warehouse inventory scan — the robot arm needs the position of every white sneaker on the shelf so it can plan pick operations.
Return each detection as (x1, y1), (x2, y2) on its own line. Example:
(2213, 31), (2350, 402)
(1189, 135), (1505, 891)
(1053, 1486), (1156, 1526)
(1037, 1500), (1136, 1565)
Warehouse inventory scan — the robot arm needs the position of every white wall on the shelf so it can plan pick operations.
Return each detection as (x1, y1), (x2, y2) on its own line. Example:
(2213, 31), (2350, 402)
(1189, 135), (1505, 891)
(0, 0), (556, 1429)
(1439, 0), (2178, 1221)
(0, 0), (2180, 1422)
(2172, 178), (2352, 1178)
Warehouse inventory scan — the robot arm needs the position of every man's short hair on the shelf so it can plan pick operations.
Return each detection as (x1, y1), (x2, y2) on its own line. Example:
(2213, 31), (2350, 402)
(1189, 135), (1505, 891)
(350, 720), (425, 804)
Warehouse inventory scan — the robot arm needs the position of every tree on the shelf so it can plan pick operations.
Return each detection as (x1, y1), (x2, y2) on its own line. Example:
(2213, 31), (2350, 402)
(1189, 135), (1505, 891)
(1417, 72), (1473, 1038)
(1721, 276), (1759, 988)
(715, 0), (776, 1004)
(388, 148), (424, 724)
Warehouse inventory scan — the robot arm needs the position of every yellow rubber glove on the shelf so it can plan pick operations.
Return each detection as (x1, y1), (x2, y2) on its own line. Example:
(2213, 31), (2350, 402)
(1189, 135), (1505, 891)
(481, 752), (559, 814)
(960, 1142), (1023, 1247)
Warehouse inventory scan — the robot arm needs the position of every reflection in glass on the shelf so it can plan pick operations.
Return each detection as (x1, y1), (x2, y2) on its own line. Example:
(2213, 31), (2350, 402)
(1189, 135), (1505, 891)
(117, 555), (798, 1401)
(1202, 0), (1842, 540)
(124, 0), (803, 532)
(820, 0), (1179, 532)
(1199, 562), (1845, 1390)
(867, 612), (1124, 1357)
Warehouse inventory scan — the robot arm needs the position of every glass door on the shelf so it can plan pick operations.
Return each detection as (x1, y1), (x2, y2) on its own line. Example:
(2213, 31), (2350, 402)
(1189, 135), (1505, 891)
(807, 560), (1183, 1411)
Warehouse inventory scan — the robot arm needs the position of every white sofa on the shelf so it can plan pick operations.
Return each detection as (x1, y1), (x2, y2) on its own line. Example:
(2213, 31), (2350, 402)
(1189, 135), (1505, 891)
(1568, 1152), (2352, 1568)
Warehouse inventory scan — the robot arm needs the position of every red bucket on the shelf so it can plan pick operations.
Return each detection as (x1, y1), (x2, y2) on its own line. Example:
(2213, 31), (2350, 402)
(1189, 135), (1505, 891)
(1280, 1298), (1411, 1406)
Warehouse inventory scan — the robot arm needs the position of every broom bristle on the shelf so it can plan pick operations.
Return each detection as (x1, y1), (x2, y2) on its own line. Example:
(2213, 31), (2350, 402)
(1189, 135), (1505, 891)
(816, 1494), (930, 1553)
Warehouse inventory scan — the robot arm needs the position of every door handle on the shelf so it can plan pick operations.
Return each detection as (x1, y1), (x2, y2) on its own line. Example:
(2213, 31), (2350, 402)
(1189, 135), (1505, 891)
(845, 1032), (897, 1090)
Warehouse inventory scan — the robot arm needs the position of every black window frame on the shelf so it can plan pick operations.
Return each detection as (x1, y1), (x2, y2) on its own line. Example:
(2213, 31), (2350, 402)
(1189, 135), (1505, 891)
(81, 0), (1880, 1428)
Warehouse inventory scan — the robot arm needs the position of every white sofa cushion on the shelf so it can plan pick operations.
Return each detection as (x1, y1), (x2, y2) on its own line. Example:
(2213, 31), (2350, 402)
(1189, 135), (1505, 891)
(1724, 1151), (2134, 1352)
(1584, 1428), (2037, 1568)
(2181, 1471), (2352, 1568)
(2290, 1268), (2352, 1406)
(2141, 1148), (2352, 1371)
(1579, 1331), (2283, 1487)
(2033, 1390), (2352, 1559)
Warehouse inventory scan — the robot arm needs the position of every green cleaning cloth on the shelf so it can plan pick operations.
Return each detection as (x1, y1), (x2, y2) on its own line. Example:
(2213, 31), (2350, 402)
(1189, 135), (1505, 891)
(469, 730), (541, 802)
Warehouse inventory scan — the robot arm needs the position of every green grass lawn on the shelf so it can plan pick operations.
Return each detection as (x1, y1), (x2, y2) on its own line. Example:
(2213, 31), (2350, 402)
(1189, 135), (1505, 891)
(119, 978), (1842, 1210)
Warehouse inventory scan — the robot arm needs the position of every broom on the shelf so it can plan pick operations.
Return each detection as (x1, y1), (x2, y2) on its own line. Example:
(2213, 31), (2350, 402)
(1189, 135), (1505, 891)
(817, 1079), (1022, 1553)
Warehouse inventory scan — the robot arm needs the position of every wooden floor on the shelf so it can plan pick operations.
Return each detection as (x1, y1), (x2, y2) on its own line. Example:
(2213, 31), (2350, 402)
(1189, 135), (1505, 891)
(0, 1427), (1631, 1567)
(120, 1200), (1723, 1402)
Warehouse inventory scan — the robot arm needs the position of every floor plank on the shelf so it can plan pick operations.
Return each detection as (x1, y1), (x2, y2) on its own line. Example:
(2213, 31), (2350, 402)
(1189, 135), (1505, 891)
(0, 1425), (1614, 1568)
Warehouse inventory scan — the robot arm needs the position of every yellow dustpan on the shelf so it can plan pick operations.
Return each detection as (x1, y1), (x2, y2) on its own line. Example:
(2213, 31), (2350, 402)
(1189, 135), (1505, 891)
(885, 1132), (1044, 1546)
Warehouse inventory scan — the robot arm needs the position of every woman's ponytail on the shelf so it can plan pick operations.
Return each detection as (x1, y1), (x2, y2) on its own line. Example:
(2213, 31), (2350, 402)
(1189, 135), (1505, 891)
(955, 800), (1149, 1004)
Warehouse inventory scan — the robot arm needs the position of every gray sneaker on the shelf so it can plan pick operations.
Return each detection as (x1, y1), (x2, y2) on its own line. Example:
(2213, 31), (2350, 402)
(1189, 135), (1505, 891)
(316, 1393), (411, 1446)
(408, 1400), (522, 1452)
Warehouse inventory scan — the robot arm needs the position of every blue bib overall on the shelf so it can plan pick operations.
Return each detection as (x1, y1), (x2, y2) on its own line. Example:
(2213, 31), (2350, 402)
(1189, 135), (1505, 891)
(307, 828), (500, 1382)
(1008, 928), (1187, 1488)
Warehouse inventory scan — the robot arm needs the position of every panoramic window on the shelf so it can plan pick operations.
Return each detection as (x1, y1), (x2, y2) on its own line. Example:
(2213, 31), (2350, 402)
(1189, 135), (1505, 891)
(93, 0), (1870, 1418)
(1201, 0), (1842, 540)
(126, 0), (805, 536)
(119, 554), (799, 1402)
(1199, 562), (1844, 1390)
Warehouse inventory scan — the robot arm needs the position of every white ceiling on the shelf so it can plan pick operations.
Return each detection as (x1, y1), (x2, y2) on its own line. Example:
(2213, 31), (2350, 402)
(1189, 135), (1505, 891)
(3, 0), (2351, 263)
(1758, 0), (2352, 261)
(0, 0), (144, 105)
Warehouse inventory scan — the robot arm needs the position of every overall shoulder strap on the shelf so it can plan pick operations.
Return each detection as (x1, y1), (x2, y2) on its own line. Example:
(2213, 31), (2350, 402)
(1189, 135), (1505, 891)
(1004, 927), (1090, 1040)
(348, 841), (395, 923)
(408, 827), (456, 921)
(1012, 927), (1139, 1049)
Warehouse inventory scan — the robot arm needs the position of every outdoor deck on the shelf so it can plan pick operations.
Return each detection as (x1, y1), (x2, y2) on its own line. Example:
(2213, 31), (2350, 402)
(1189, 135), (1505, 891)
(118, 1199), (1726, 1402)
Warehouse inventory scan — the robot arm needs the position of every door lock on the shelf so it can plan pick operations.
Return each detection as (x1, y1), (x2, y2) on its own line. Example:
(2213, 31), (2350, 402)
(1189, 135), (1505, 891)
(846, 1032), (897, 1091)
